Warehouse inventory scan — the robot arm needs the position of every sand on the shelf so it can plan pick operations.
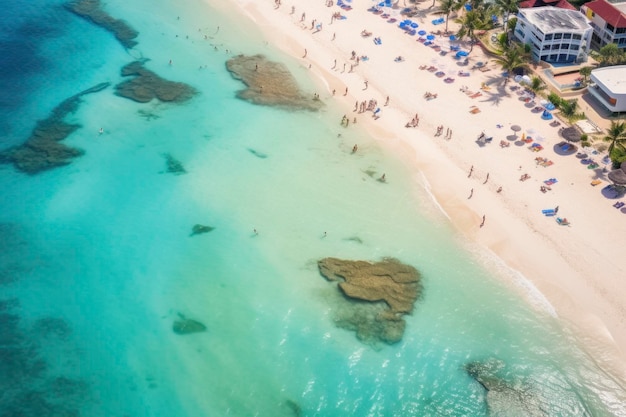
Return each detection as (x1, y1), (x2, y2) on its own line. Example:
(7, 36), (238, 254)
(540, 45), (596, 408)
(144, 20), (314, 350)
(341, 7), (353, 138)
(221, 0), (626, 378)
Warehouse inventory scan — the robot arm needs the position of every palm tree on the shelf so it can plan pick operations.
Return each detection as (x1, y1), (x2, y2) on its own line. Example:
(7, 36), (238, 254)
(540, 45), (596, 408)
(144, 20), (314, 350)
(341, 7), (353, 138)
(455, 9), (491, 52)
(604, 121), (626, 156)
(559, 99), (579, 121)
(579, 66), (592, 85)
(494, 0), (519, 29)
(492, 43), (530, 83)
(438, 0), (462, 33)
(523, 76), (546, 95)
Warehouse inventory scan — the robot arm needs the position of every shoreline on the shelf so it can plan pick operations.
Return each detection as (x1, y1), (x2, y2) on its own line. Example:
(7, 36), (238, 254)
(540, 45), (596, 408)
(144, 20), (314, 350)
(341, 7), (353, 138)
(221, 0), (626, 380)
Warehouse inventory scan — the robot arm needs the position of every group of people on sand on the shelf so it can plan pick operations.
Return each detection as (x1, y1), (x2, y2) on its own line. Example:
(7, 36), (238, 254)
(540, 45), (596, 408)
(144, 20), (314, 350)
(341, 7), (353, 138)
(341, 114), (356, 127)
(405, 113), (420, 128)
(434, 125), (452, 139)
(354, 99), (378, 113)
(424, 92), (438, 100)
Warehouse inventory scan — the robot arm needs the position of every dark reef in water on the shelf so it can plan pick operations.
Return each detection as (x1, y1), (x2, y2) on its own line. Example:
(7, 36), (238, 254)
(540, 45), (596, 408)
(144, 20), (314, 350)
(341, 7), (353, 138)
(189, 224), (214, 237)
(162, 153), (186, 175)
(0, 83), (110, 174)
(64, 0), (139, 49)
(317, 257), (422, 345)
(115, 61), (197, 103)
(226, 54), (324, 111)
(0, 300), (89, 416)
(464, 359), (593, 417)
(173, 313), (207, 335)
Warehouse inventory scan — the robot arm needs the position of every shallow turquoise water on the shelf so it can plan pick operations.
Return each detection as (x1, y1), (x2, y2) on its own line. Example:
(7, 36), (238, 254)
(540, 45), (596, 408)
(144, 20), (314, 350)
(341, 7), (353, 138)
(1, 0), (625, 416)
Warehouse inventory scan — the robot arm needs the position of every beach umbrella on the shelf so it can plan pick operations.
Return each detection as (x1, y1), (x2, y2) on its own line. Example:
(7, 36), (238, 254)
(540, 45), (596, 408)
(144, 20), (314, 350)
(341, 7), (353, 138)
(427, 34), (435, 40)
(456, 51), (468, 57)
(418, 30), (427, 35)
(449, 35), (457, 41)
(541, 110), (553, 120)
(511, 125), (521, 136)
(560, 126), (581, 142)
(410, 22), (418, 28)
(545, 102), (556, 111)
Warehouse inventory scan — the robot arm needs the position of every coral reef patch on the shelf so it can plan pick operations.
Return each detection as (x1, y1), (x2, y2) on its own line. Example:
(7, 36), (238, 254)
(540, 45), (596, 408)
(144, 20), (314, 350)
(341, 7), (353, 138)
(317, 257), (421, 345)
(115, 61), (197, 103)
(64, 0), (139, 49)
(0, 300), (89, 416)
(162, 153), (186, 175)
(0, 83), (110, 174)
(226, 55), (323, 111)
(190, 224), (215, 237)
(173, 313), (207, 335)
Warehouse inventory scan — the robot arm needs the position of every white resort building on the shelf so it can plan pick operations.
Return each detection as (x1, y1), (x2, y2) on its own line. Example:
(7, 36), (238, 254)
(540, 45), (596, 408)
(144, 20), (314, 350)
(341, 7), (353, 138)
(513, 6), (593, 64)
(581, 0), (626, 52)
(588, 65), (626, 113)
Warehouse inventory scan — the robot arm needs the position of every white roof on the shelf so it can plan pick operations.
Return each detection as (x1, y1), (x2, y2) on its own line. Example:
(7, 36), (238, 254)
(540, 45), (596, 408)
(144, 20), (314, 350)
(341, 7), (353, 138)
(519, 6), (591, 33)
(591, 65), (626, 95)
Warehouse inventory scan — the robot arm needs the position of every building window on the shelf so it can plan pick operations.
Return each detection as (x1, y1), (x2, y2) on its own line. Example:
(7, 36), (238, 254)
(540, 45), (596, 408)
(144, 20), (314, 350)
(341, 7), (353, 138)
(542, 44), (550, 50)
(545, 34), (553, 40)
(607, 23), (615, 32)
(563, 33), (572, 39)
(551, 44), (559, 50)
(617, 28), (626, 35)
(572, 44), (579, 50)
(562, 43), (570, 50)
(549, 54), (557, 60)
(554, 33), (563, 40)
(573, 34), (582, 40)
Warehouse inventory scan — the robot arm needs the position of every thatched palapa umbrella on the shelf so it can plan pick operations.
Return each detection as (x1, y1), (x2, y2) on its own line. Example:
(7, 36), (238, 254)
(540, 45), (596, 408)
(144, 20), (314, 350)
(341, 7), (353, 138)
(560, 126), (582, 143)
(608, 167), (626, 185)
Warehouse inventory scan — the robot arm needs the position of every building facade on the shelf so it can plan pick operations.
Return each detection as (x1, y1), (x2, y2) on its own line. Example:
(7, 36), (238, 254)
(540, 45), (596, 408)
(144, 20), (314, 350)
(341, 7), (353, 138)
(514, 6), (593, 64)
(581, 0), (626, 51)
(588, 65), (626, 113)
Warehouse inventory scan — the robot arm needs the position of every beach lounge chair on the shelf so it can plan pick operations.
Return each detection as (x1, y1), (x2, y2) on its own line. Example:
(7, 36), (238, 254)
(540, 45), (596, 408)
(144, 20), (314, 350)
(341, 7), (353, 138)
(500, 140), (510, 148)
(469, 107), (480, 114)
(544, 178), (557, 185)
(470, 92), (482, 98)
(613, 201), (625, 209)
(542, 209), (556, 216)
(588, 163), (599, 169)
(556, 217), (570, 226)
(590, 179), (602, 186)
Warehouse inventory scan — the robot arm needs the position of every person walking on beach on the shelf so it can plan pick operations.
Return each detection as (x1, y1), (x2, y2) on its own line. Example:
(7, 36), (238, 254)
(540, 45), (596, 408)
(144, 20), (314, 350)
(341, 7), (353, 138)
(364, 80), (368, 90)
(468, 188), (473, 199)
(480, 215), (486, 228)
(303, 49), (307, 58)
(483, 173), (489, 184)
(344, 87), (348, 96)
(468, 165), (473, 178)
(352, 144), (358, 153)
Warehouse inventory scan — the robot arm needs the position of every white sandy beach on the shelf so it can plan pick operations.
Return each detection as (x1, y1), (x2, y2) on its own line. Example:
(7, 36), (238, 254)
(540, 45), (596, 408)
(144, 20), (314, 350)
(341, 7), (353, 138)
(220, 0), (626, 378)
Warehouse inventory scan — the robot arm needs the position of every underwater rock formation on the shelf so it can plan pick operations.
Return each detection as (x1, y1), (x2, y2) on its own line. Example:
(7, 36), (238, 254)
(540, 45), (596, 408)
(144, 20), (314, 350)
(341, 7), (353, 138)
(226, 55), (323, 111)
(65, 0), (139, 49)
(115, 61), (197, 103)
(173, 314), (207, 335)
(465, 359), (558, 417)
(0, 83), (110, 174)
(189, 224), (214, 237)
(162, 153), (186, 175)
(317, 257), (421, 345)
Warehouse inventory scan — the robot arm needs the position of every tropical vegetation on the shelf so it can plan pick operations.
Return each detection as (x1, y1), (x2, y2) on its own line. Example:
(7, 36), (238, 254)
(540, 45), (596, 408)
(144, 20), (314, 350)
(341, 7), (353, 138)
(592, 43), (626, 66)
(604, 121), (626, 166)
(492, 43), (531, 82)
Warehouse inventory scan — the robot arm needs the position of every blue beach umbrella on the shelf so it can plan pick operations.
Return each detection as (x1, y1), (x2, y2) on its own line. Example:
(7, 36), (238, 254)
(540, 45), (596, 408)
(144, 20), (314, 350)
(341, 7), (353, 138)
(418, 30), (427, 35)
(449, 35), (457, 41)
(410, 22), (418, 28)
(545, 102), (556, 111)
(465, 3), (472, 10)
(427, 34), (435, 40)
(456, 50), (469, 57)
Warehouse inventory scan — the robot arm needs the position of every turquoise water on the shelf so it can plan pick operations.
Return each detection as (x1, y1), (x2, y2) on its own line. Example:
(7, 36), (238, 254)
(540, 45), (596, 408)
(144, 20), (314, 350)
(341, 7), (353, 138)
(1, 0), (625, 416)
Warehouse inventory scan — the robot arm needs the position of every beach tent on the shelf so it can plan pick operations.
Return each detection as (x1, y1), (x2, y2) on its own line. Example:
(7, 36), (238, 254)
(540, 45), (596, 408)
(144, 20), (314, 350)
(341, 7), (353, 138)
(541, 110), (553, 120)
